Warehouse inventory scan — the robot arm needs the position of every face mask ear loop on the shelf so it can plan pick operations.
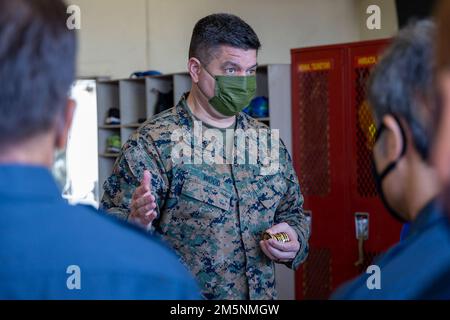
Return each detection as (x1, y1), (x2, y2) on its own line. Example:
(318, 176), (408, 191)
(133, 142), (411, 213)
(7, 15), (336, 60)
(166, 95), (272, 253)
(392, 114), (408, 158)
(200, 62), (216, 80)
(195, 61), (217, 102)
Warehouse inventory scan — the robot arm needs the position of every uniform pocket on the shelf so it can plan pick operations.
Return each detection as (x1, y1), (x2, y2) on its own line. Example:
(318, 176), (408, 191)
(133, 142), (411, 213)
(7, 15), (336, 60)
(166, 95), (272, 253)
(252, 174), (287, 210)
(180, 178), (232, 212)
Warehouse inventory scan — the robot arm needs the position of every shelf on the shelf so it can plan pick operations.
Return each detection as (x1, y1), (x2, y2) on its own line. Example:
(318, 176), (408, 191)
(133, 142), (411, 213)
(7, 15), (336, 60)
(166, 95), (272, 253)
(98, 123), (144, 129)
(123, 123), (143, 128)
(99, 153), (120, 158)
(98, 124), (121, 129)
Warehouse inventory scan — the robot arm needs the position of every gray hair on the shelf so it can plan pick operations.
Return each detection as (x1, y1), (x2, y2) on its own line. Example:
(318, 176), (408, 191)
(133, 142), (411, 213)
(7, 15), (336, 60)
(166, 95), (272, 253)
(368, 19), (437, 160)
(0, 0), (76, 150)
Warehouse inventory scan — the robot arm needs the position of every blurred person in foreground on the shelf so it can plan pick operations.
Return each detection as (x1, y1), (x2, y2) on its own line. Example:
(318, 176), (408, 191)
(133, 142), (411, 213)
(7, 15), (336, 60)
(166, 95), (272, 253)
(0, 0), (199, 300)
(427, 0), (450, 298)
(434, 1), (450, 207)
(332, 20), (450, 299)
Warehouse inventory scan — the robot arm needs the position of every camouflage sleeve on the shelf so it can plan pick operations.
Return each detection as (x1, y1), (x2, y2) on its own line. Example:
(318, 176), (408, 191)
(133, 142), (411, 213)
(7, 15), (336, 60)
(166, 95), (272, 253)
(100, 134), (168, 229)
(274, 141), (310, 270)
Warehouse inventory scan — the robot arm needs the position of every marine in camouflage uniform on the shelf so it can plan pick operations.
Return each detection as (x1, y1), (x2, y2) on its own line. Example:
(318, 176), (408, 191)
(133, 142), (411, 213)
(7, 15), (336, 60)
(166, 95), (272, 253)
(101, 93), (310, 299)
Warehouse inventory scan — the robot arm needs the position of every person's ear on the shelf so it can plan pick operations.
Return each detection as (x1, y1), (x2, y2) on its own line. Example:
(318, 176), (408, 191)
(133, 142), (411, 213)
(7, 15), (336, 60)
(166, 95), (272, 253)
(188, 57), (202, 84)
(382, 114), (406, 163)
(55, 98), (76, 150)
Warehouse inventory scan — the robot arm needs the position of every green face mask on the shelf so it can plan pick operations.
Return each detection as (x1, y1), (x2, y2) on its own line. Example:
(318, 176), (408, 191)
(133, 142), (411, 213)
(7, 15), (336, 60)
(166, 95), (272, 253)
(202, 66), (257, 116)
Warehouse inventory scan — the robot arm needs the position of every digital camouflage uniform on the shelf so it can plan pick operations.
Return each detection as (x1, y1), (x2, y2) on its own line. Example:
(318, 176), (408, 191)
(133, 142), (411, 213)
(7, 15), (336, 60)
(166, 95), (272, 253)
(101, 93), (309, 300)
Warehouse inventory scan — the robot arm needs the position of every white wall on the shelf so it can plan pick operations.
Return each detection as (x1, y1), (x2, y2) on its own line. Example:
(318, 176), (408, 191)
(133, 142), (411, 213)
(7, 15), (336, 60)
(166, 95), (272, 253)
(69, 0), (148, 78)
(71, 0), (399, 78)
(70, 0), (385, 78)
(147, 0), (361, 73)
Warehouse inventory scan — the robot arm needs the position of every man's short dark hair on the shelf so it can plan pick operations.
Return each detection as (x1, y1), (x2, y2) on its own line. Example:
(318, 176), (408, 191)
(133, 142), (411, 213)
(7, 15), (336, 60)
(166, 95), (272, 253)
(368, 19), (436, 160)
(189, 13), (261, 65)
(0, 0), (76, 149)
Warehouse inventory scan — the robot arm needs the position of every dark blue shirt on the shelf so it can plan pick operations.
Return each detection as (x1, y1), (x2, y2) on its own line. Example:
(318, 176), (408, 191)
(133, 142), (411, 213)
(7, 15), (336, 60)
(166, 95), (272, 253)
(0, 165), (200, 299)
(400, 223), (411, 241)
(332, 200), (450, 299)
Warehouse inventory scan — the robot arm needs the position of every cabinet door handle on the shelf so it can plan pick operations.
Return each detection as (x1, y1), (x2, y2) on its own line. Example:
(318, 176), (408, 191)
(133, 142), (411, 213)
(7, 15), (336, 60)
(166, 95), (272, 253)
(303, 210), (312, 236)
(354, 212), (369, 267)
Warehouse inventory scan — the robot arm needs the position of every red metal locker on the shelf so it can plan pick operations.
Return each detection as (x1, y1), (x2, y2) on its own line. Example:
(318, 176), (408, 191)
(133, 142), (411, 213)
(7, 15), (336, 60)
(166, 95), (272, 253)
(291, 46), (350, 299)
(291, 39), (402, 300)
(347, 40), (402, 274)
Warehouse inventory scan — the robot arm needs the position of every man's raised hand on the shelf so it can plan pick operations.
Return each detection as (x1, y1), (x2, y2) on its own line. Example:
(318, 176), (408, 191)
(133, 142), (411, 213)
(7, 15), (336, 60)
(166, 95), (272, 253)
(129, 170), (157, 231)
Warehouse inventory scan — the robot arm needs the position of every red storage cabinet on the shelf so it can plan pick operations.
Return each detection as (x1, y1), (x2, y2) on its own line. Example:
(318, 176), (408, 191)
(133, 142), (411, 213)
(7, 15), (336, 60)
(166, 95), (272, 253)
(291, 39), (402, 299)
